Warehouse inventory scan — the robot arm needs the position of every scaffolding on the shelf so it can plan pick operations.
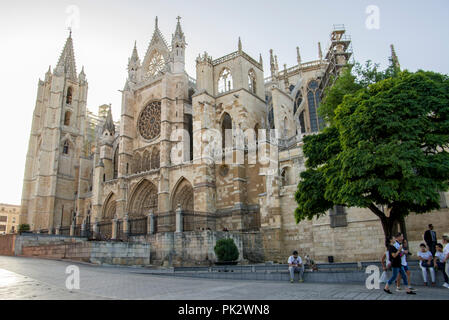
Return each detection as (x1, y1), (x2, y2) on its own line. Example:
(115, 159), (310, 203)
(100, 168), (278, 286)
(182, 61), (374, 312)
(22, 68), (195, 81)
(319, 25), (353, 98)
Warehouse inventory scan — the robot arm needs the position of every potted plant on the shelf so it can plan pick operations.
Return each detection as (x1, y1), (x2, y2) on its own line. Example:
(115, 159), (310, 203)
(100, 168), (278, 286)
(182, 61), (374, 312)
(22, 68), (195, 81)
(214, 238), (239, 265)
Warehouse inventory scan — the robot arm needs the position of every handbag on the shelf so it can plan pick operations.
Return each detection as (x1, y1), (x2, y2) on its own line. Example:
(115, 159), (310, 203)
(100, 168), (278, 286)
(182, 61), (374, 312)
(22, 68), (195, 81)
(379, 271), (388, 283)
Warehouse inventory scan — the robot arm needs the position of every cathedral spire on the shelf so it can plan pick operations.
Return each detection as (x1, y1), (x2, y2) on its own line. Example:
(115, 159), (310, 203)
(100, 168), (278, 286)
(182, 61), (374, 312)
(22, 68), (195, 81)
(56, 31), (77, 80)
(102, 106), (115, 135)
(296, 46), (302, 65)
(270, 49), (276, 78)
(390, 44), (400, 70)
(238, 37), (242, 53)
(174, 16), (184, 39)
(318, 42), (323, 61)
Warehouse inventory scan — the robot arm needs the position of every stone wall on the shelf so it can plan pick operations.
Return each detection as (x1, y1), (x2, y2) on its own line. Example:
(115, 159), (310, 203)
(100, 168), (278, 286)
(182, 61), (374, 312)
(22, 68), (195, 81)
(10, 234), (150, 266)
(131, 230), (243, 267)
(0, 234), (16, 256)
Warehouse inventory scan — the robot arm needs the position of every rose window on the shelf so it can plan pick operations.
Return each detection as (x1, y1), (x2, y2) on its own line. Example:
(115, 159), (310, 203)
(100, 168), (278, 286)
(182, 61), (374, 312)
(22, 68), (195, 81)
(138, 101), (161, 140)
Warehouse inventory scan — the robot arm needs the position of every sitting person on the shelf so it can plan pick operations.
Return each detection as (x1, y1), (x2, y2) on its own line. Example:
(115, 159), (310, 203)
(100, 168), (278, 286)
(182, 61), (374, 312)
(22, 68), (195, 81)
(304, 254), (317, 271)
(417, 243), (436, 286)
(434, 243), (449, 288)
(288, 250), (304, 283)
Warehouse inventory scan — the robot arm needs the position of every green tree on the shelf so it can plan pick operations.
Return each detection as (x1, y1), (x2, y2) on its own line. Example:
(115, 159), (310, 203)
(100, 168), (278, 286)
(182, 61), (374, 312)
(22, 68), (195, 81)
(295, 66), (449, 240)
(214, 238), (239, 262)
(18, 224), (30, 232)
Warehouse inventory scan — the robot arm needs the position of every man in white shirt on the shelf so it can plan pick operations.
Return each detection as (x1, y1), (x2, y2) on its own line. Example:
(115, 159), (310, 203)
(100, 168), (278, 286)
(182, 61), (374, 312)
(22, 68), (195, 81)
(288, 250), (304, 283)
(417, 243), (435, 286)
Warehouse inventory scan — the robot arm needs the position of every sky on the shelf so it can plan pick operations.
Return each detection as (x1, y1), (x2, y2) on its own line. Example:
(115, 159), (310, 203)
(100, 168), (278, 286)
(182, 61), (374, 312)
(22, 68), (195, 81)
(0, 0), (448, 205)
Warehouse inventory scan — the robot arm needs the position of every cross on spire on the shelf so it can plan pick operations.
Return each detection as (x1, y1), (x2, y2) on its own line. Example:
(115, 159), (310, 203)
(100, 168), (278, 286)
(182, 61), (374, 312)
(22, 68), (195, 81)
(176, 16), (182, 23)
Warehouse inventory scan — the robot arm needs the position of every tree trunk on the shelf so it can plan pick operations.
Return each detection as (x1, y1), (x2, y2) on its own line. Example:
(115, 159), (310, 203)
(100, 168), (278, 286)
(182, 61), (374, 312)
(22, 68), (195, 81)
(368, 203), (399, 246)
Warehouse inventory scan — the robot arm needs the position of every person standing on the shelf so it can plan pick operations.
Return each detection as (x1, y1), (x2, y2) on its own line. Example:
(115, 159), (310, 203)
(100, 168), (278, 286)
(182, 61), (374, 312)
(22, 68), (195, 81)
(434, 243), (449, 288)
(417, 243), (436, 286)
(384, 236), (416, 295)
(394, 234), (415, 291)
(424, 224), (437, 256)
(442, 235), (449, 287)
(288, 250), (304, 283)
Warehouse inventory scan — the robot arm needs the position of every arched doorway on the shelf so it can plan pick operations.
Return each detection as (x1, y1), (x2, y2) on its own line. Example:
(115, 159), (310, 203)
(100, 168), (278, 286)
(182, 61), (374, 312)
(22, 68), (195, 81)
(127, 179), (158, 218)
(172, 178), (194, 211)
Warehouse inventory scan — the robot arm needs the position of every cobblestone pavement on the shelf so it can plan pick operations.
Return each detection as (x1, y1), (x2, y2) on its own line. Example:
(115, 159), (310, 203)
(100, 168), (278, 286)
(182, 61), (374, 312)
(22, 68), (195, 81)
(1, 256), (449, 300)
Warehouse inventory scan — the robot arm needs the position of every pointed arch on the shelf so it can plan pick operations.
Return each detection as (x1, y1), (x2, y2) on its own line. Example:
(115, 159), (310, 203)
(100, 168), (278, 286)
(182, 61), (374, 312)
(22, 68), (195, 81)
(171, 177), (194, 211)
(218, 68), (233, 94)
(142, 149), (151, 171)
(221, 112), (233, 150)
(132, 152), (142, 174)
(127, 179), (158, 217)
(248, 68), (256, 94)
(151, 147), (160, 169)
(66, 87), (73, 104)
(102, 192), (117, 221)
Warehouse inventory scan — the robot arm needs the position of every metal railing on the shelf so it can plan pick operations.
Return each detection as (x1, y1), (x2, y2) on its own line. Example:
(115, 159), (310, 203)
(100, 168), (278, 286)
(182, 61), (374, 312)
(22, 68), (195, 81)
(128, 217), (147, 236)
(59, 226), (70, 236)
(97, 221), (112, 240)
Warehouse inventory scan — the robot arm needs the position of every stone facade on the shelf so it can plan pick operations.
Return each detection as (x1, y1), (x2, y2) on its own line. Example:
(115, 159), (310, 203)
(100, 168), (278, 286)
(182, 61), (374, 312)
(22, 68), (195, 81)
(20, 20), (449, 265)
(0, 203), (20, 235)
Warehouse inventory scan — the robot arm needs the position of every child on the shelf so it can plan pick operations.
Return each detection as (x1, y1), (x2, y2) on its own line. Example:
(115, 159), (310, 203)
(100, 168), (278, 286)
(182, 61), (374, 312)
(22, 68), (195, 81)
(417, 243), (435, 286)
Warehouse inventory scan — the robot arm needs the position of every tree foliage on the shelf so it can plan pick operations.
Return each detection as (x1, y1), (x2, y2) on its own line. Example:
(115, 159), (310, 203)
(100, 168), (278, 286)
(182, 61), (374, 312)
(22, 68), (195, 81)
(214, 238), (239, 262)
(295, 60), (449, 239)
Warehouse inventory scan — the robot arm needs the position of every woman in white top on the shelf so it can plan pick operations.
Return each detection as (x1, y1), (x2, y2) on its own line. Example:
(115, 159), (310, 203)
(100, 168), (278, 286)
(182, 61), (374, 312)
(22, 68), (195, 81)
(417, 243), (435, 286)
(434, 243), (449, 288)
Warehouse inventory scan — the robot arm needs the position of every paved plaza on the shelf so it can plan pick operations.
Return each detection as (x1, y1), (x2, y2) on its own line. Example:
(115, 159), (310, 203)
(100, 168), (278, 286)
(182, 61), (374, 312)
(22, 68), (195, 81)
(1, 256), (449, 300)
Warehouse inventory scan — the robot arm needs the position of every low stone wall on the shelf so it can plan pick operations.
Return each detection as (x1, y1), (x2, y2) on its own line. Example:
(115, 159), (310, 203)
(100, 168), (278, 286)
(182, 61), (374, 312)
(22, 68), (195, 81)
(0, 234), (16, 256)
(9, 234), (150, 266)
(130, 231), (244, 267)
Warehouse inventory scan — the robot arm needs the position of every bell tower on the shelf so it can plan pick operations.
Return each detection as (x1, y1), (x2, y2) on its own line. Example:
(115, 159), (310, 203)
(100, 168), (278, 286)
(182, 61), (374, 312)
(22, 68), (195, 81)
(20, 31), (88, 231)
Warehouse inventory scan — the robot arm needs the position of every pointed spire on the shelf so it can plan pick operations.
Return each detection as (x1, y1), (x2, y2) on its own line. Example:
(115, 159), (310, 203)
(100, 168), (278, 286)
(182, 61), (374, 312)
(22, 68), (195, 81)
(174, 16), (184, 39)
(270, 49), (276, 78)
(102, 106), (115, 135)
(283, 64), (290, 90)
(79, 66), (86, 82)
(238, 37), (242, 53)
(259, 53), (263, 66)
(56, 31), (77, 80)
(318, 42), (323, 61)
(275, 55), (279, 72)
(155, 16), (158, 29)
(296, 46), (302, 65)
(390, 44), (400, 70)
(130, 41), (139, 62)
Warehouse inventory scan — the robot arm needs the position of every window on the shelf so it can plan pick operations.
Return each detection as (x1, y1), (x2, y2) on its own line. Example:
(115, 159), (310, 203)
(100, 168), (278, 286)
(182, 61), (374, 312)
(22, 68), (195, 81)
(307, 80), (325, 133)
(248, 69), (256, 94)
(329, 205), (347, 228)
(66, 87), (73, 104)
(0, 216), (7, 222)
(63, 141), (69, 155)
(440, 192), (447, 209)
(221, 113), (233, 150)
(218, 68), (233, 94)
(298, 111), (306, 134)
(294, 90), (303, 115)
(283, 117), (288, 137)
(0, 225), (5, 232)
(64, 111), (71, 126)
